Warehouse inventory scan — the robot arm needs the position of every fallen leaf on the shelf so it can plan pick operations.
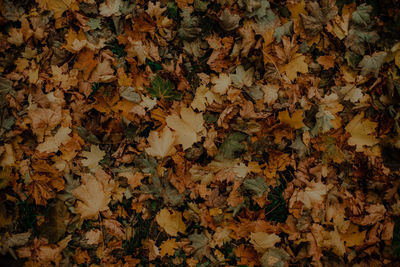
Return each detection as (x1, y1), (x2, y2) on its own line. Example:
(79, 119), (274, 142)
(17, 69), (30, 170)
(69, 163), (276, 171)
(145, 127), (176, 158)
(345, 112), (379, 151)
(81, 145), (105, 171)
(278, 109), (305, 129)
(250, 232), (281, 253)
(166, 107), (205, 150)
(155, 208), (186, 236)
(160, 238), (179, 257)
(72, 170), (115, 219)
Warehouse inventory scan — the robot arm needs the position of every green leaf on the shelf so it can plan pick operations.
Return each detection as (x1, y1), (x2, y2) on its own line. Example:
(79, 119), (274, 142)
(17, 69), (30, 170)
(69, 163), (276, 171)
(243, 177), (269, 197)
(146, 75), (182, 101)
(216, 132), (247, 160)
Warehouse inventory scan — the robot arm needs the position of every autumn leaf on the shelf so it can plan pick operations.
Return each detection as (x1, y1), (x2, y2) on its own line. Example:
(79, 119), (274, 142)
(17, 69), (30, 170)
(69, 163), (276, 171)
(211, 73), (231, 95)
(155, 208), (186, 236)
(145, 127), (176, 158)
(147, 75), (182, 101)
(250, 232), (281, 253)
(35, 0), (78, 19)
(72, 169), (115, 219)
(37, 126), (71, 153)
(289, 181), (330, 209)
(278, 110), (305, 129)
(166, 106), (205, 150)
(279, 53), (308, 81)
(160, 238), (179, 257)
(345, 112), (379, 151)
(81, 145), (105, 171)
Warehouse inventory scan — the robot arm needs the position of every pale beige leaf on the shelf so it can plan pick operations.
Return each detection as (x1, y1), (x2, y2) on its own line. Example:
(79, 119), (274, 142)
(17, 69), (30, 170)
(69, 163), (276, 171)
(211, 73), (231, 95)
(37, 126), (71, 153)
(166, 107), (205, 150)
(72, 170), (114, 219)
(250, 232), (281, 253)
(145, 127), (176, 158)
(81, 145), (105, 171)
(99, 0), (121, 17)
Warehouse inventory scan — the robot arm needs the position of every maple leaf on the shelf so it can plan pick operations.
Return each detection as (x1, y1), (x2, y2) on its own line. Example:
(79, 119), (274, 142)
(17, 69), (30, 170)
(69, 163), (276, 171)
(191, 85), (220, 112)
(36, 126), (71, 153)
(289, 181), (330, 209)
(166, 107), (205, 150)
(274, 21), (293, 43)
(339, 223), (366, 247)
(279, 53), (308, 81)
(81, 145), (105, 171)
(35, 0), (78, 19)
(145, 127), (176, 158)
(260, 248), (290, 267)
(147, 75), (182, 101)
(99, 0), (121, 17)
(340, 85), (363, 103)
(215, 132), (247, 161)
(230, 65), (254, 88)
(300, 0), (337, 36)
(250, 232), (281, 253)
(358, 51), (387, 76)
(345, 112), (379, 152)
(155, 208), (186, 236)
(243, 177), (269, 197)
(278, 109), (305, 129)
(211, 73), (231, 95)
(159, 238), (179, 257)
(219, 9), (241, 31)
(72, 170), (115, 219)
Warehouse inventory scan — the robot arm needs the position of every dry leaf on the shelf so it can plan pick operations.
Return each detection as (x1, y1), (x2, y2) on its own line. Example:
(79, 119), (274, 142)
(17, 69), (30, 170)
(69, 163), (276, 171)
(81, 145), (105, 171)
(72, 170), (115, 219)
(145, 127), (176, 158)
(278, 109), (305, 129)
(250, 232), (281, 253)
(345, 112), (379, 152)
(155, 208), (187, 236)
(166, 107), (205, 150)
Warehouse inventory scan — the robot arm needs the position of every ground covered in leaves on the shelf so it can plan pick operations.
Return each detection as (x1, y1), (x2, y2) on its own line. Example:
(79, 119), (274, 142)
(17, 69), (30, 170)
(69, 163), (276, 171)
(1, 0), (400, 266)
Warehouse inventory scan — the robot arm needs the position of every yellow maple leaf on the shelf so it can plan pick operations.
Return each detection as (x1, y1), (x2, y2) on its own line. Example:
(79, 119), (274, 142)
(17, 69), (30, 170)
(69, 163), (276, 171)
(72, 170), (115, 219)
(81, 145), (105, 171)
(279, 53), (308, 81)
(278, 109), (305, 129)
(166, 107), (205, 150)
(159, 238), (178, 257)
(155, 208), (186, 236)
(345, 112), (379, 152)
(145, 127), (176, 158)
